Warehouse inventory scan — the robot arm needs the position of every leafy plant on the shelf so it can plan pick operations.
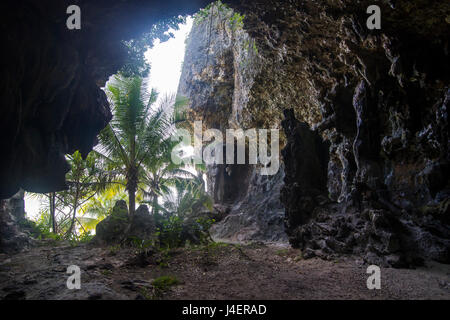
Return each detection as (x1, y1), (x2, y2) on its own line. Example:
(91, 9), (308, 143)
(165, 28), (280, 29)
(97, 76), (169, 217)
(120, 16), (186, 77)
(152, 275), (180, 290)
(108, 244), (122, 256)
(150, 275), (180, 299)
(230, 12), (245, 31)
(155, 215), (184, 249)
(27, 149), (112, 240)
(193, 0), (229, 25)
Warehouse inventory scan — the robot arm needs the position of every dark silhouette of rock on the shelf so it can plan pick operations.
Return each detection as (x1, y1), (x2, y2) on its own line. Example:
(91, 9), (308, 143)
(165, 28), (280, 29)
(94, 201), (155, 245)
(0, 191), (36, 254)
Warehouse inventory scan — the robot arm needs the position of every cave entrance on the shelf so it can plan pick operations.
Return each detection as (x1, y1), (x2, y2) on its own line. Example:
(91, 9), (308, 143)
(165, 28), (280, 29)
(222, 164), (253, 204)
(24, 15), (196, 221)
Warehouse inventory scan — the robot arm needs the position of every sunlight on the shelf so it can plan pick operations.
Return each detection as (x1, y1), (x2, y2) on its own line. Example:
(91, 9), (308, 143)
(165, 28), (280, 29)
(25, 194), (41, 220)
(145, 16), (193, 105)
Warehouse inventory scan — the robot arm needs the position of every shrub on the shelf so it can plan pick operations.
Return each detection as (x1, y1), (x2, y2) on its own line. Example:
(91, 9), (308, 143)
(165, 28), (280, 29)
(152, 275), (180, 290)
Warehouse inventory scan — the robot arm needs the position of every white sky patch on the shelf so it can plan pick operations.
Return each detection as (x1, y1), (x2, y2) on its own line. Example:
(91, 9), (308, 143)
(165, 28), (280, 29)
(145, 16), (193, 105)
(25, 194), (42, 220)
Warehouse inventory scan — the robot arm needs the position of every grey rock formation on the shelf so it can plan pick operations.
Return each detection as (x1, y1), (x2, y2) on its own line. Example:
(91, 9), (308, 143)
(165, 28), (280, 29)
(229, 0), (450, 266)
(94, 200), (130, 244)
(178, 3), (287, 243)
(211, 165), (287, 242)
(179, 0), (449, 265)
(0, 191), (35, 254)
(94, 201), (155, 245)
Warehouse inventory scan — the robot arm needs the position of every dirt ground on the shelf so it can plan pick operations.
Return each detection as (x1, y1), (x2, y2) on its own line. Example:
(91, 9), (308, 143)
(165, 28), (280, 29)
(0, 241), (449, 300)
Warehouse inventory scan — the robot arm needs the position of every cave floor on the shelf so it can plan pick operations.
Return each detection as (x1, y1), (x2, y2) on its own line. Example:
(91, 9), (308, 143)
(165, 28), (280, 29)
(0, 241), (449, 300)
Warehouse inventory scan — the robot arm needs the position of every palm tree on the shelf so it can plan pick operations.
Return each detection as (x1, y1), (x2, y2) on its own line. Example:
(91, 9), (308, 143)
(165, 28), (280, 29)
(96, 76), (182, 217)
(78, 184), (130, 233)
(140, 136), (202, 214)
(156, 170), (212, 218)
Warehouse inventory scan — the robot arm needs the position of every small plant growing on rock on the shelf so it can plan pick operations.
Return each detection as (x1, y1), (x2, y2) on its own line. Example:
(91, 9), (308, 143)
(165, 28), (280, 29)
(151, 275), (180, 298)
(194, 0), (229, 25)
(276, 249), (289, 256)
(152, 275), (180, 290)
(108, 244), (121, 256)
(230, 12), (245, 31)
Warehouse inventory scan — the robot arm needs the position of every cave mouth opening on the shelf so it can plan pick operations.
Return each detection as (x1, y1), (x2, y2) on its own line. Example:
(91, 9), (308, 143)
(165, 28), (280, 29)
(24, 15), (195, 221)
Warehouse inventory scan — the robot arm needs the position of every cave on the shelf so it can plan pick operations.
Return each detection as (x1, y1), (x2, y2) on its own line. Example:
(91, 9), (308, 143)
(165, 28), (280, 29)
(0, 0), (449, 301)
(210, 163), (253, 204)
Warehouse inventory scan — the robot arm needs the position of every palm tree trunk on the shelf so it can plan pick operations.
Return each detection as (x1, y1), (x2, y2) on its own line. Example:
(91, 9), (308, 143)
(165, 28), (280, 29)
(66, 186), (79, 238)
(151, 193), (158, 215)
(123, 184), (136, 242)
(127, 164), (138, 218)
(128, 188), (136, 217)
(49, 192), (56, 233)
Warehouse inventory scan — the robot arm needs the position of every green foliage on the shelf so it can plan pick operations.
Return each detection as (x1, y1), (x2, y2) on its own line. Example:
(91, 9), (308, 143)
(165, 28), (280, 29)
(28, 149), (113, 241)
(120, 16), (186, 77)
(97, 76), (175, 216)
(150, 170), (215, 249)
(18, 219), (42, 238)
(31, 211), (61, 241)
(230, 12), (245, 31)
(243, 39), (258, 55)
(275, 249), (289, 256)
(195, 216), (215, 243)
(155, 215), (184, 249)
(108, 244), (122, 256)
(79, 185), (129, 233)
(193, 0), (245, 33)
(149, 275), (180, 299)
(155, 248), (171, 268)
(252, 41), (258, 54)
(152, 275), (180, 290)
(128, 236), (155, 252)
(153, 213), (215, 249)
(79, 233), (94, 242)
(36, 226), (63, 242)
(101, 269), (112, 276)
(193, 0), (229, 25)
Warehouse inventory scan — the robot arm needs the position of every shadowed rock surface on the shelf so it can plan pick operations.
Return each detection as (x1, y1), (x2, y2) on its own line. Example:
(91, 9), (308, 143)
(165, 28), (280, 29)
(94, 201), (155, 245)
(178, 3), (287, 243)
(0, 242), (448, 300)
(0, 191), (36, 254)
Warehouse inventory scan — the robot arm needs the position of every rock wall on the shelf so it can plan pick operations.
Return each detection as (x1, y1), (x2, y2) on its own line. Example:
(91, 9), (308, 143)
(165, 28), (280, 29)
(0, 191), (35, 253)
(179, 0), (449, 264)
(178, 3), (287, 243)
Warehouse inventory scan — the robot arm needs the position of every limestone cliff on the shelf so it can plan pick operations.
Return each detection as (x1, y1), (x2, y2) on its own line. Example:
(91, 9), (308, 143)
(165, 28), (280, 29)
(178, 3), (287, 243)
(179, 0), (449, 265)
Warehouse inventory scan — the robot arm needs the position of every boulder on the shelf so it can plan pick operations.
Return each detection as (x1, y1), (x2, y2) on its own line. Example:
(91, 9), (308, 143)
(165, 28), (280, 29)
(0, 190), (35, 253)
(128, 205), (156, 242)
(93, 201), (155, 245)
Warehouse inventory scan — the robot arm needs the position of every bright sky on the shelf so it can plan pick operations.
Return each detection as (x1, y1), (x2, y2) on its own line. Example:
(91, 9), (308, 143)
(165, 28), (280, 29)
(25, 17), (194, 220)
(145, 16), (193, 105)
